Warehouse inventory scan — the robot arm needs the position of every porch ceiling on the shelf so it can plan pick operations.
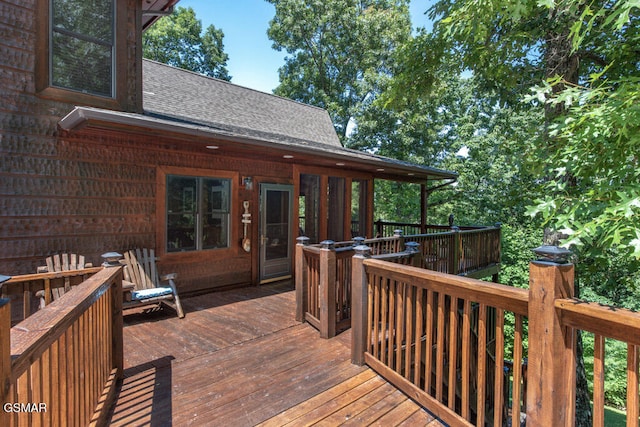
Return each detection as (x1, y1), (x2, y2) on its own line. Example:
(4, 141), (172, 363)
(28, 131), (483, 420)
(141, 0), (181, 30)
(59, 106), (458, 185)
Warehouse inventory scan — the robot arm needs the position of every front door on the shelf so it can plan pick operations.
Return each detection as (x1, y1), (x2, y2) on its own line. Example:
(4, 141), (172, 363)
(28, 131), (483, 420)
(260, 184), (294, 283)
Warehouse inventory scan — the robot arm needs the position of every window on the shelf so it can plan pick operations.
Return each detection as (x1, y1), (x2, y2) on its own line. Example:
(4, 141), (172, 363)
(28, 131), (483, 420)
(351, 179), (368, 238)
(299, 174), (320, 243)
(327, 176), (345, 242)
(166, 175), (231, 252)
(50, 0), (115, 97)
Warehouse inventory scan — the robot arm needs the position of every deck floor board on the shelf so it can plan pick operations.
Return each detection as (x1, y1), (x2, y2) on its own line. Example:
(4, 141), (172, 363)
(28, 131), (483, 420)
(108, 282), (443, 426)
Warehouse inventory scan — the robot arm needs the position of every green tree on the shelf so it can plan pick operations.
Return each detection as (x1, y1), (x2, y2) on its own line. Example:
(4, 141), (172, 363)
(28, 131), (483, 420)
(143, 6), (231, 80)
(266, 0), (411, 143)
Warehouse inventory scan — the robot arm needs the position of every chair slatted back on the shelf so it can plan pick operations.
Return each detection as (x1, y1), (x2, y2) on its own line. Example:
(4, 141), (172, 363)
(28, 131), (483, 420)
(37, 253), (89, 306)
(125, 248), (159, 290)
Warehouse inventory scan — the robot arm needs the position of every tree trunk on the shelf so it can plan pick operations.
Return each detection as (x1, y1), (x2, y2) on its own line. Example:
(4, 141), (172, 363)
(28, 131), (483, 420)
(543, 4), (592, 423)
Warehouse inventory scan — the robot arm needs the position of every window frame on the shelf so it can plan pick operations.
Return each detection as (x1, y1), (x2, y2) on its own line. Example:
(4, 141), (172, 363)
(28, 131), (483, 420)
(157, 167), (238, 258)
(36, 0), (129, 109)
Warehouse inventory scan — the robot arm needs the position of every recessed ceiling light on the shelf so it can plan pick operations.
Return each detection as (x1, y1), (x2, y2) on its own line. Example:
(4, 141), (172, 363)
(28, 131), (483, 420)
(336, 162), (345, 166)
(206, 145), (219, 150)
(376, 168), (385, 172)
(408, 173), (415, 176)
(283, 155), (294, 159)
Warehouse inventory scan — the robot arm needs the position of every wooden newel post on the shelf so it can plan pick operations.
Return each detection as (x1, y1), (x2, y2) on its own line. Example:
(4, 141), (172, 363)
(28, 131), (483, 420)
(351, 245), (371, 365)
(450, 226), (461, 275)
(394, 229), (404, 252)
(405, 241), (423, 268)
(0, 296), (11, 427)
(295, 236), (310, 323)
(319, 240), (336, 339)
(526, 245), (576, 426)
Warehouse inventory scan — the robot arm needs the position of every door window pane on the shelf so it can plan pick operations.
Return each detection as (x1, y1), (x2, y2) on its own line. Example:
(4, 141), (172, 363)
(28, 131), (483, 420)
(328, 177), (345, 242)
(351, 179), (368, 238)
(299, 174), (320, 243)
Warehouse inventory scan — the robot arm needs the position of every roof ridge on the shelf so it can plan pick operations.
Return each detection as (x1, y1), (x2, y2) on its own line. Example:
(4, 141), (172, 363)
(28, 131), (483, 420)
(142, 58), (328, 113)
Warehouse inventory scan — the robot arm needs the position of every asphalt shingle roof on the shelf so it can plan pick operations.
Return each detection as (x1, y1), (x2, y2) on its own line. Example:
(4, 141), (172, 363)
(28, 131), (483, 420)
(143, 59), (342, 148)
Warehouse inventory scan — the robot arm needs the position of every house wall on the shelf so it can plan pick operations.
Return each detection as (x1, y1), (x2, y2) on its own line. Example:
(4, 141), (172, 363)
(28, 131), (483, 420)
(1, 0), (141, 275)
(4, 121), (295, 293)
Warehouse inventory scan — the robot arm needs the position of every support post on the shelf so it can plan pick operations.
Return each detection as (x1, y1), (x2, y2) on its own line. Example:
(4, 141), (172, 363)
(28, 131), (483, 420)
(351, 245), (371, 365)
(295, 237), (310, 323)
(405, 241), (423, 268)
(0, 298), (10, 427)
(526, 246), (576, 426)
(394, 229), (405, 252)
(110, 267), (124, 379)
(319, 240), (336, 339)
(449, 226), (460, 275)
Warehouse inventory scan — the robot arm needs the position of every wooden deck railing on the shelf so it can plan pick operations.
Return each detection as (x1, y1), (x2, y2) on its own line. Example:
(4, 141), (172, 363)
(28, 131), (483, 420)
(374, 220), (491, 237)
(0, 266), (124, 427)
(296, 237), (419, 338)
(295, 225), (501, 339)
(350, 247), (640, 426)
(1, 267), (103, 325)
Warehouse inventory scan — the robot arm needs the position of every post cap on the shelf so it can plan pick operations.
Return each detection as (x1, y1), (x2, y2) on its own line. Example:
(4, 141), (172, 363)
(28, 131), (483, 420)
(296, 236), (311, 245)
(352, 236), (365, 245)
(532, 245), (572, 264)
(353, 245), (372, 257)
(320, 240), (335, 249)
(101, 252), (123, 267)
(405, 241), (420, 253)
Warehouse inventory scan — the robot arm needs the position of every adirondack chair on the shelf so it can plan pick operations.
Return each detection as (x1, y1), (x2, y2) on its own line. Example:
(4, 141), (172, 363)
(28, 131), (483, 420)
(35, 253), (93, 307)
(121, 248), (185, 318)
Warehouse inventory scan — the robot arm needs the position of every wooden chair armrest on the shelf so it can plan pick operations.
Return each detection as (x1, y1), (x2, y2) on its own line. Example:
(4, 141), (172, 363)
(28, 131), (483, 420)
(122, 281), (136, 291)
(160, 273), (177, 282)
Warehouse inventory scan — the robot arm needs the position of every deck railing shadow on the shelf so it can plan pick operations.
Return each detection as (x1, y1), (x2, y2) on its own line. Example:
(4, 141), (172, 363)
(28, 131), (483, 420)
(107, 356), (175, 426)
(348, 245), (640, 426)
(0, 267), (124, 427)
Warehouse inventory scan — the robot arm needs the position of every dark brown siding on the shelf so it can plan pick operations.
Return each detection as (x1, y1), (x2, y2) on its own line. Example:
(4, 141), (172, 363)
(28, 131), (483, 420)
(2, 123), (293, 294)
(0, 0), (140, 275)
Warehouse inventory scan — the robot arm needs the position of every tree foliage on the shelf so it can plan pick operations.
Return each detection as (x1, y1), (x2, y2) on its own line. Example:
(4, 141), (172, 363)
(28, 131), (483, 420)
(526, 1), (640, 262)
(143, 6), (231, 80)
(266, 0), (411, 143)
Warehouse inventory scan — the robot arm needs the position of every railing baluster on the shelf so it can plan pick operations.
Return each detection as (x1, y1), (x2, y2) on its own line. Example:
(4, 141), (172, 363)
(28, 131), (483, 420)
(424, 289), (434, 395)
(404, 284), (414, 381)
(435, 292), (445, 401)
(448, 296), (458, 410)
(0, 299), (10, 427)
(512, 314), (524, 427)
(476, 303), (487, 426)
(627, 344), (639, 426)
(593, 334), (605, 426)
(493, 308), (505, 427)
(461, 299), (471, 421)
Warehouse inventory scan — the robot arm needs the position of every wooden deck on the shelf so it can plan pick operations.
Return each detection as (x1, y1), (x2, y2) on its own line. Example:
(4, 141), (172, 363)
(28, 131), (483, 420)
(107, 282), (443, 426)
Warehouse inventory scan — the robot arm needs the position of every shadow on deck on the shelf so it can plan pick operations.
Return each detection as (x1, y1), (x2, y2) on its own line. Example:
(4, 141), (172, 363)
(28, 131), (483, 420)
(108, 282), (444, 426)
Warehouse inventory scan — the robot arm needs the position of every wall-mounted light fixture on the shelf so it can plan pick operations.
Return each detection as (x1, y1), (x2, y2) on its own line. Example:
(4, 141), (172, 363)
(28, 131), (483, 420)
(243, 176), (253, 191)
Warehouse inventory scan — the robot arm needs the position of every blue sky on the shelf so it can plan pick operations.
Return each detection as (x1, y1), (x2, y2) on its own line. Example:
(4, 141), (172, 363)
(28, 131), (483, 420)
(177, 1), (433, 93)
